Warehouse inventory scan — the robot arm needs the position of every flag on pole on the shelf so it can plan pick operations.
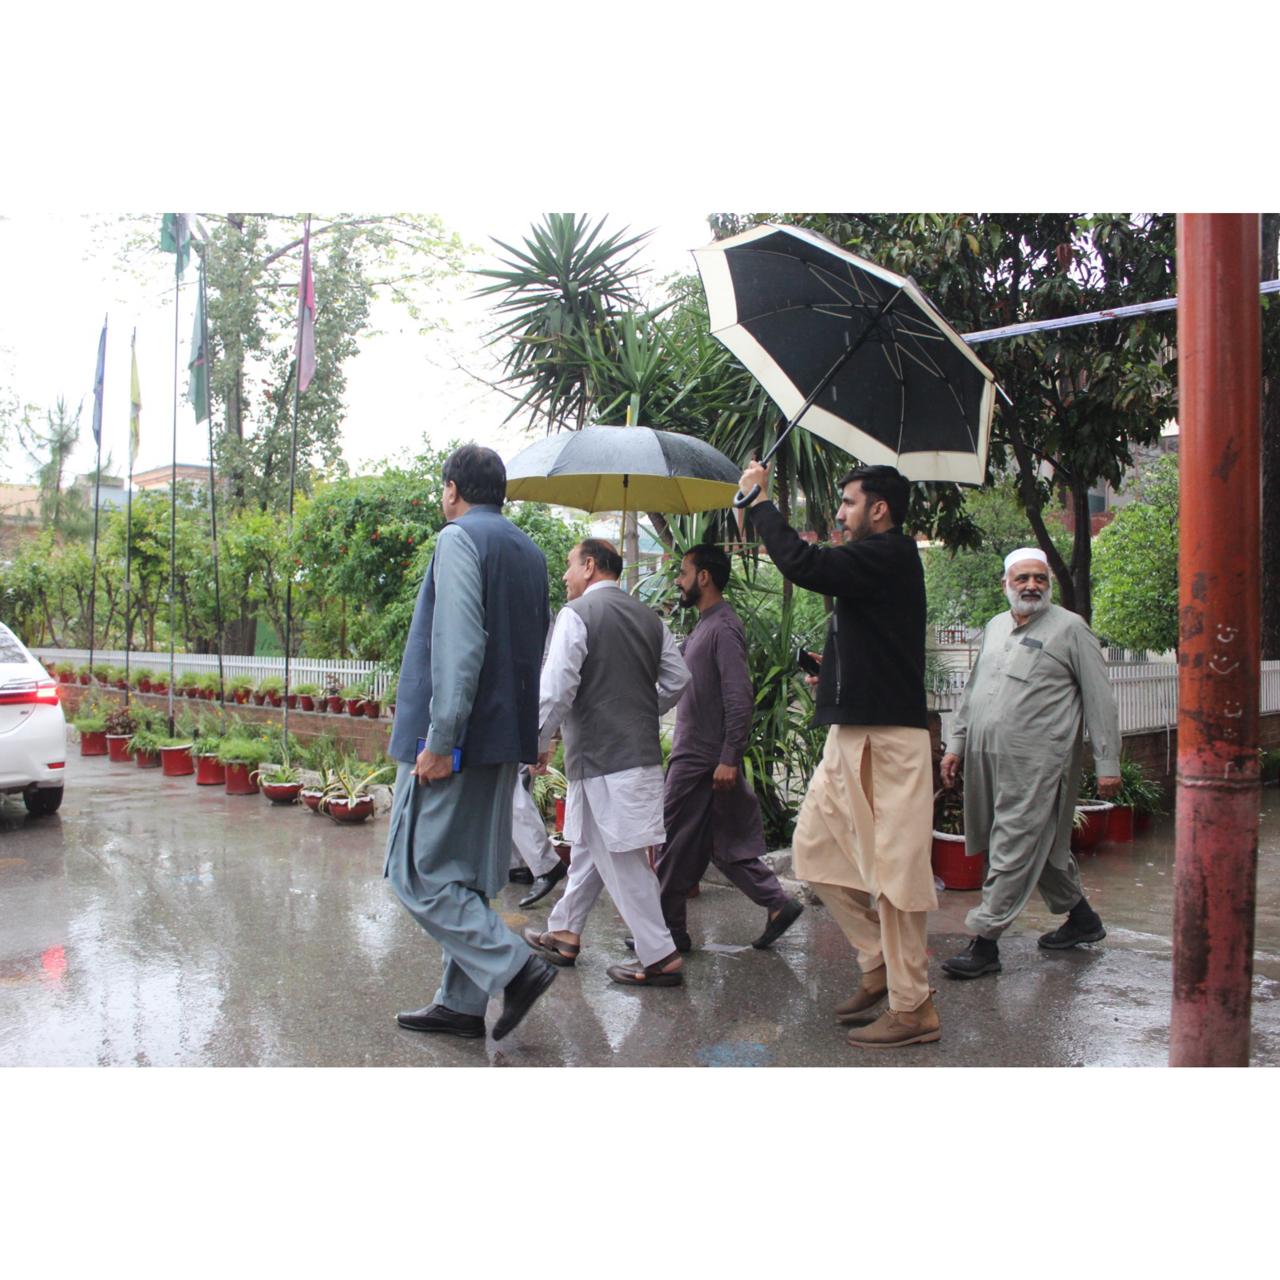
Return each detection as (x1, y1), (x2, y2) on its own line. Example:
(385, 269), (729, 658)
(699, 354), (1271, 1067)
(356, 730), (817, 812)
(295, 220), (316, 393)
(91, 317), (107, 447)
(188, 270), (209, 422)
(129, 331), (142, 465)
(161, 213), (191, 275)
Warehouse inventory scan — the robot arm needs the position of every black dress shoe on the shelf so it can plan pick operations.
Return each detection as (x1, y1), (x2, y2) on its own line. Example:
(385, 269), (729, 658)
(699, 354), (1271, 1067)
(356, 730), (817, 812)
(518, 860), (567, 908)
(396, 1003), (486, 1038)
(941, 936), (1002, 979)
(492, 954), (557, 1041)
(624, 932), (692, 953)
(753, 898), (804, 949)
(508, 866), (535, 884)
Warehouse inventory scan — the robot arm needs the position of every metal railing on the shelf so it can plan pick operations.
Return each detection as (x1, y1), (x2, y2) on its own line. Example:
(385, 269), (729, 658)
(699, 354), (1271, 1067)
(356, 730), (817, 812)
(929, 659), (1280, 734)
(30, 648), (395, 699)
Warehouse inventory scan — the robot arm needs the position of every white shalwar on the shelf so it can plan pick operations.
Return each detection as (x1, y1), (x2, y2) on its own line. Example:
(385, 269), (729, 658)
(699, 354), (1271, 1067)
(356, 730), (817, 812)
(538, 584), (690, 967)
(510, 765), (561, 878)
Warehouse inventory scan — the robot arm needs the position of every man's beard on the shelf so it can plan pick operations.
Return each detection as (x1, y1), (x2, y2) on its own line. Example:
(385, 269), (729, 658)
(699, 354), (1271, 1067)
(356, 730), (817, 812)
(1005, 584), (1048, 617)
(842, 511), (874, 543)
(678, 581), (702, 609)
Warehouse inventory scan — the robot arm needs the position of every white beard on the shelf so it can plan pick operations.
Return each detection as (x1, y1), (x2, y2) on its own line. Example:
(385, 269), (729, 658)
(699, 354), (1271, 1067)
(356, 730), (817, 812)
(1005, 583), (1048, 618)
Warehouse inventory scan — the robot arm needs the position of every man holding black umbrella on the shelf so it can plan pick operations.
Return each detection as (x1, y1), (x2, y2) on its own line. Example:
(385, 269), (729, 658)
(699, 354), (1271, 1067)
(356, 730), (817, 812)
(739, 458), (940, 1049)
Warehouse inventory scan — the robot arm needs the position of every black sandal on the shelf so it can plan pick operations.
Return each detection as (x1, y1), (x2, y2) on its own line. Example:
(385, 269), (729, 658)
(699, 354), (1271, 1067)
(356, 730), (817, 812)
(522, 926), (579, 967)
(606, 954), (684, 987)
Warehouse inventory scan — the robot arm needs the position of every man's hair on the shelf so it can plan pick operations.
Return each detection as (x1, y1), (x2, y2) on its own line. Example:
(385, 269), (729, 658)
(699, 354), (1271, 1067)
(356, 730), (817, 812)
(575, 538), (623, 579)
(442, 444), (507, 506)
(838, 464), (910, 526)
(684, 542), (730, 590)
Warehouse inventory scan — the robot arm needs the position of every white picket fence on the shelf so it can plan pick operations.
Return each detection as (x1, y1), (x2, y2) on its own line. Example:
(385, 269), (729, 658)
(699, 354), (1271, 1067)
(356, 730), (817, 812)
(931, 658), (1280, 734)
(31, 648), (395, 699)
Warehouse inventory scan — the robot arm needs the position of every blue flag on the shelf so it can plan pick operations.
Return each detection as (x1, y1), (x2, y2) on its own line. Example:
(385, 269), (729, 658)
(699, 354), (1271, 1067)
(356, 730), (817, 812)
(92, 317), (107, 447)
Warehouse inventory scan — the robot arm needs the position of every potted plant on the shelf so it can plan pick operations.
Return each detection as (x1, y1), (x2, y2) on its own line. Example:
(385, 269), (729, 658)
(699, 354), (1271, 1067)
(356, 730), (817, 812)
(257, 676), (285, 708)
(1071, 783), (1114, 852)
(931, 785), (987, 891)
(339, 684), (365, 716)
(104, 706), (139, 762)
(55, 661), (77, 684)
(1105, 758), (1165, 841)
(157, 736), (195, 776)
(532, 763), (570, 863)
(128, 726), (164, 768)
(294, 682), (320, 712)
(150, 670), (169, 695)
(177, 671), (201, 700)
(196, 672), (219, 701)
(74, 712), (109, 756)
(321, 764), (393, 823)
(255, 761), (304, 804)
(227, 675), (254, 705)
(92, 663), (111, 686)
(107, 665), (128, 690)
(383, 675), (397, 719)
(216, 737), (274, 795)
(132, 666), (155, 692)
(192, 724), (226, 786)
(77, 663), (93, 686)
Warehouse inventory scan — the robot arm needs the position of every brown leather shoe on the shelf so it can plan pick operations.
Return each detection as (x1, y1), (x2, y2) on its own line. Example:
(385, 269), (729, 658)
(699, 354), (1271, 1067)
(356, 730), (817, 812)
(834, 965), (889, 1025)
(845, 996), (941, 1048)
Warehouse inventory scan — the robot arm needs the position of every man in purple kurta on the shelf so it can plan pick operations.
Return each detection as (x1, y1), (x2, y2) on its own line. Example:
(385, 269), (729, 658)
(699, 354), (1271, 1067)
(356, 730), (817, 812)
(650, 544), (804, 951)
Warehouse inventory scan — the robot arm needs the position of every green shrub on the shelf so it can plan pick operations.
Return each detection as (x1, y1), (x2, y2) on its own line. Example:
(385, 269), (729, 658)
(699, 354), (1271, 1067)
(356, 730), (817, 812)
(339, 685), (365, 701)
(293, 681), (320, 697)
(177, 671), (201, 690)
(228, 675), (255, 693)
(73, 715), (107, 734)
(215, 737), (274, 767)
(128, 728), (164, 755)
(256, 676), (285, 697)
(131, 667), (155, 683)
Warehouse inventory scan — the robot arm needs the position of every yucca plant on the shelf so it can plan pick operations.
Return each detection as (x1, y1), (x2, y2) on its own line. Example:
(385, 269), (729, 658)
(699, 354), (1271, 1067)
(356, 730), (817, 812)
(320, 764), (394, 805)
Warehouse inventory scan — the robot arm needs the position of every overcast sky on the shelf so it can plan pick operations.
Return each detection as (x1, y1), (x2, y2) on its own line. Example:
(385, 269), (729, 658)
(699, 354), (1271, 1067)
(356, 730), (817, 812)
(0, 211), (713, 487)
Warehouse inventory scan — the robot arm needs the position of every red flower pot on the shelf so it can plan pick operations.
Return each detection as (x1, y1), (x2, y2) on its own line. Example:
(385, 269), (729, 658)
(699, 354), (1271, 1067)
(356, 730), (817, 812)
(930, 832), (987, 891)
(262, 781), (302, 805)
(202, 688), (216, 701)
(106, 734), (134, 763)
(554, 840), (571, 866)
(1105, 804), (1134, 843)
(554, 797), (566, 832)
(364, 700), (380, 719)
(299, 695), (315, 712)
(160, 745), (194, 777)
(114, 679), (127, 690)
(224, 762), (259, 795)
(58, 672), (73, 684)
(137, 678), (152, 693)
(326, 695), (344, 713)
(233, 690), (249, 704)
(135, 750), (161, 769)
(345, 698), (364, 716)
(301, 789), (324, 811)
(1071, 803), (1113, 853)
(79, 730), (108, 756)
(268, 692), (283, 708)
(151, 683), (168, 696)
(78, 674), (91, 685)
(252, 693), (266, 706)
(1134, 811), (1153, 835)
(327, 795), (374, 823)
(195, 754), (226, 786)
(96, 676), (109, 686)
(285, 694), (298, 710)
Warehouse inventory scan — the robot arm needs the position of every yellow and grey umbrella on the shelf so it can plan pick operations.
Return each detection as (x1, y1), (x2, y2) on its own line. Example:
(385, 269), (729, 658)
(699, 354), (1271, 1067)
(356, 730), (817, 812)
(504, 425), (741, 515)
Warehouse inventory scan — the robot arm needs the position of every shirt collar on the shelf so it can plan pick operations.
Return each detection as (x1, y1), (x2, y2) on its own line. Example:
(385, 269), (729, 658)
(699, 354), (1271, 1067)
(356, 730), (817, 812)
(584, 579), (621, 595)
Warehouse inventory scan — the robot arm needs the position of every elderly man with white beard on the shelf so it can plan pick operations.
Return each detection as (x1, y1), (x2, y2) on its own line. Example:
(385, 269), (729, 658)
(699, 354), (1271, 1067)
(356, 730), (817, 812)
(938, 547), (1122, 979)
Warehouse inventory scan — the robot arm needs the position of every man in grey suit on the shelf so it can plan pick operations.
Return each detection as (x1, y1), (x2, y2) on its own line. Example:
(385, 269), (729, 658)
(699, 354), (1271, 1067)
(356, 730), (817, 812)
(384, 444), (557, 1041)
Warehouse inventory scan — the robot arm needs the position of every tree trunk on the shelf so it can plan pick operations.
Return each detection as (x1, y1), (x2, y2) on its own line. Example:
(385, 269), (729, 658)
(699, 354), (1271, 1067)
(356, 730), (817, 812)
(1069, 480), (1093, 624)
(1007, 425), (1077, 613)
(1261, 213), (1280, 660)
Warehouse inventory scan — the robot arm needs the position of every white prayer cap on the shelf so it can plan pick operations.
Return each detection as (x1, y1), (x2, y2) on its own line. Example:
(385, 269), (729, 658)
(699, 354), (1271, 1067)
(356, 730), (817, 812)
(1003, 546), (1049, 574)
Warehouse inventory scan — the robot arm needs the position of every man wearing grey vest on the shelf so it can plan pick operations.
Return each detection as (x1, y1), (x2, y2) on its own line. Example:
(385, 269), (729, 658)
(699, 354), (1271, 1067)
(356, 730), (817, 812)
(524, 539), (692, 986)
(385, 444), (558, 1042)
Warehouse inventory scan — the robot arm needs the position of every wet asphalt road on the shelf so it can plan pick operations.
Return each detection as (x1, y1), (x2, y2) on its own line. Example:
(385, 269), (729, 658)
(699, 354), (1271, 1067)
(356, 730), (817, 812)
(2, 754), (1278, 1067)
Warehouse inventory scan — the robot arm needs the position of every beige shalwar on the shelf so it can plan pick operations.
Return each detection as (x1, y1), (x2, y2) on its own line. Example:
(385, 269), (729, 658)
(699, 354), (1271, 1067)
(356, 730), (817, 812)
(791, 724), (936, 1010)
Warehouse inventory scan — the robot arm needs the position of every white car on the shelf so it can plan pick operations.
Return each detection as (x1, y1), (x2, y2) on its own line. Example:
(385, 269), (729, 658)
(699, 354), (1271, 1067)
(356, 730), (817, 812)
(0, 622), (67, 815)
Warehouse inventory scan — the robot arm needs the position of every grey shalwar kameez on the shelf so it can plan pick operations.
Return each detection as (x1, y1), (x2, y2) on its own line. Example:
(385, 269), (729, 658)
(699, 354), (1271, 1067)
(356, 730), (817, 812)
(384, 519), (540, 1016)
(947, 603), (1121, 940)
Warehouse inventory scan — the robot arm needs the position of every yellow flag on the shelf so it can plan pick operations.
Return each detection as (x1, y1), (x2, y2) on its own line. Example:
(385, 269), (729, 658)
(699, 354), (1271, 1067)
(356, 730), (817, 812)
(129, 332), (141, 467)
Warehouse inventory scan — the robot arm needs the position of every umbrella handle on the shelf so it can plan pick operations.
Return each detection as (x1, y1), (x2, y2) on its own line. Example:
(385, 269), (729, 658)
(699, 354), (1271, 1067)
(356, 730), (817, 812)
(733, 484), (761, 509)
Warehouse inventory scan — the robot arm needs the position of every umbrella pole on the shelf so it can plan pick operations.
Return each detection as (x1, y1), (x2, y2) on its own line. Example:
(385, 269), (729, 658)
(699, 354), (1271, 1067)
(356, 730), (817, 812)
(735, 289), (902, 507)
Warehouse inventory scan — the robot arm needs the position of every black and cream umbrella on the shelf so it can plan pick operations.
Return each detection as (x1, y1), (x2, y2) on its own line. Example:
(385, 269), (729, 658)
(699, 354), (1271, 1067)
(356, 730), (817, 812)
(693, 223), (998, 500)
(504, 425), (741, 515)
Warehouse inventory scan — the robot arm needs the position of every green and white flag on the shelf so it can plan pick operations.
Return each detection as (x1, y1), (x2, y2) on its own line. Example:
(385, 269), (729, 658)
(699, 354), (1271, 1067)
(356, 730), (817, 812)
(161, 212), (191, 275)
(188, 270), (209, 423)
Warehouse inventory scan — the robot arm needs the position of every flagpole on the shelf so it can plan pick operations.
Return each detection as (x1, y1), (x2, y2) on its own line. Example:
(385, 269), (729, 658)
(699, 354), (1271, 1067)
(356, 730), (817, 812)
(198, 254), (227, 730)
(124, 328), (136, 708)
(282, 215), (310, 766)
(88, 315), (107, 683)
(168, 255), (180, 737)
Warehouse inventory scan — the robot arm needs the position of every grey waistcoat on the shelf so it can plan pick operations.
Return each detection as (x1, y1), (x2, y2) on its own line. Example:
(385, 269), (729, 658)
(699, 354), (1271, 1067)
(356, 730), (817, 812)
(562, 586), (665, 781)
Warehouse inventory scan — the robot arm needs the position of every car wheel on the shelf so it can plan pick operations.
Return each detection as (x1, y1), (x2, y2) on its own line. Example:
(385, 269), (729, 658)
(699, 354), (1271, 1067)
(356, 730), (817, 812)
(23, 787), (64, 816)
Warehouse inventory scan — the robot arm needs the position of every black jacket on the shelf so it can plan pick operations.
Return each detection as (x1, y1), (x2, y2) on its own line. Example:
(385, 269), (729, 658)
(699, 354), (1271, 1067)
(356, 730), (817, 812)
(749, 501), (928, 730)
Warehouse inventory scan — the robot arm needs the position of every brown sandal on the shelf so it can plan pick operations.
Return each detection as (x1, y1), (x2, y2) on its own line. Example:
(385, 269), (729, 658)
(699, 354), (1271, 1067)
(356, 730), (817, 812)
(606, 954), (684, 987)
(522, 926), (579, 967)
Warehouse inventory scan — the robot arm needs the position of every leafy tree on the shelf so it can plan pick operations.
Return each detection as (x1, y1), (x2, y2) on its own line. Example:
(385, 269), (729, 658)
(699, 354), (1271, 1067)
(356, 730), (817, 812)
(1091, 453), (1179, 653)
(17, 396), (96, 538)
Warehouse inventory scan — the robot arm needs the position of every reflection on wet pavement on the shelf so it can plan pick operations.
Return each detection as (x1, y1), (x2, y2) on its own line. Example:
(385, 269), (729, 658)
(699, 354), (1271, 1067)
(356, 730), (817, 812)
(1, 756), (1277, 1066)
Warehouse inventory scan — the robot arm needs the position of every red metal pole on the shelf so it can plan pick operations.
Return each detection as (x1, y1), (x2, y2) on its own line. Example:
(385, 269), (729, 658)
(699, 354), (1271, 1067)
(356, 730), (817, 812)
(1170, 214), (1262, 1066)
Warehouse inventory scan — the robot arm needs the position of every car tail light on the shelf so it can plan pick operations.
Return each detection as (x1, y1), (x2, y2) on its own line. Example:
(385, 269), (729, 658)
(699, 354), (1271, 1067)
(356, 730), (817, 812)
(0, 679), (61, 706)
(48, 761), (66, 769)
